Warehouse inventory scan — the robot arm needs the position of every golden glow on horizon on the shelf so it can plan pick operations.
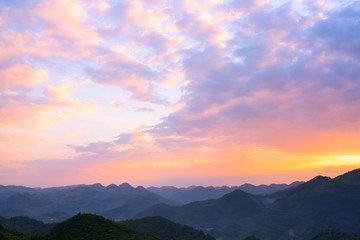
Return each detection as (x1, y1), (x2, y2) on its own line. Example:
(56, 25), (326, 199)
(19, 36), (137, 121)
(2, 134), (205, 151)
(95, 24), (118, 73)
(302, 155), (360, 168)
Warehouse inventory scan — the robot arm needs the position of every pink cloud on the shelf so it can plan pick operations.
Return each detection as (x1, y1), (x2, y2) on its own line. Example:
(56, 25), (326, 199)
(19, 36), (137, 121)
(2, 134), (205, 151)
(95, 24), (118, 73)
(89, 0), (110, 13)
(175, 11), (229, 44)
(0, 84), (97, 128)
(35, 0), (101, 45)
(124, 0), (169, 28)
(0, 64), (48, 91)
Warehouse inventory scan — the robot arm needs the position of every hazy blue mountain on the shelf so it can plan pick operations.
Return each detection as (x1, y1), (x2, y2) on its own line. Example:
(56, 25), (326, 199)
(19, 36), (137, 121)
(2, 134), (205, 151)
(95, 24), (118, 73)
(147, 182), (303, 204)
(239, 182), (303, 195)
(0, 183), (172, 223)
(137, 189), (265, 228)
(0, 185), (36, 201)
(0, 208), (31, 219)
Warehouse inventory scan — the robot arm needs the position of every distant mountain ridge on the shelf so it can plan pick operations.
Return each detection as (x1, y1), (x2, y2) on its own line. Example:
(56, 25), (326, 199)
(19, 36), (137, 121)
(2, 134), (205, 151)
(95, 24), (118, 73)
(0, 181), (304, 221)
(0, 183), (172, 223)
(147, 181), (303, 204)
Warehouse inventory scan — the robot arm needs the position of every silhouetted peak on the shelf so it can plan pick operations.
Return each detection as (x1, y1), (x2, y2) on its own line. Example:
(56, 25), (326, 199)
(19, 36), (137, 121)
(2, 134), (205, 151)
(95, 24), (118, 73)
(288, 176), (331, 196)
(221, 189), (247, 200)
(241, 183), (254, 187)
(118, 183), (134, 190)
(136, 186), (146, 191)
(309, 175), (332, 184)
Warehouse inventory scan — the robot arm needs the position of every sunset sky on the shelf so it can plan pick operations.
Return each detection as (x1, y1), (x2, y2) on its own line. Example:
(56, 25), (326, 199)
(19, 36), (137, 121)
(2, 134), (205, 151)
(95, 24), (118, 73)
(1, 0), (360, 187)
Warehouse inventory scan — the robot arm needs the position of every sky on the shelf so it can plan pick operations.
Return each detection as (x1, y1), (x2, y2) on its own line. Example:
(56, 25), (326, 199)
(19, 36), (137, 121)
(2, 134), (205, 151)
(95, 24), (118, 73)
(0, 0), (360, 188)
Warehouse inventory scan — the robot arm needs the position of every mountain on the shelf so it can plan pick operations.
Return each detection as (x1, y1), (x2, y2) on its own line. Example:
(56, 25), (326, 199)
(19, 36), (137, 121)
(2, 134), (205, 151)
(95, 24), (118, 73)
(137, 189), (264, 228)
(138, 169), (360, 240)
(147, 182), (303, 204)
(43, 213), (161, 240)
(122, 216), (216, 240)
(0, 183), (172, 223)
(0, 182), (303, 222)
(0, 185), (36, 201)
(250, 168), (360, 240)
(238, 182), (303, 195)
(1, 169), (360, 240)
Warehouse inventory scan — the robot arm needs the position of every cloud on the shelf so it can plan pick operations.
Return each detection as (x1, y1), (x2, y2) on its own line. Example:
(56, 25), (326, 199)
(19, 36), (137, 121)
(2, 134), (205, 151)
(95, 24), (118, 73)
(308, 1), (360, 60)
(0, 64), (48, 91)
(89, 0), (110, 13)
(1, 0), (360, 187)
(175, 11), (229, 45)
(0, 84), (97, 128)
(144, 1), (360, 156)
(68, 141), (115, 154)
(86, 49), (157, 101)
(35, 0), (101, 45)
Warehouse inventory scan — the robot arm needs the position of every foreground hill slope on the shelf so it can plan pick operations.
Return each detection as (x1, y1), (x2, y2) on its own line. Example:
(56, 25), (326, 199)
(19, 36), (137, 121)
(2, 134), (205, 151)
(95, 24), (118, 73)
(0, 224), (28, 240)
(252, 169), (360, 239)
(122, 216), (215, 240)
(44, 213), (161, 240)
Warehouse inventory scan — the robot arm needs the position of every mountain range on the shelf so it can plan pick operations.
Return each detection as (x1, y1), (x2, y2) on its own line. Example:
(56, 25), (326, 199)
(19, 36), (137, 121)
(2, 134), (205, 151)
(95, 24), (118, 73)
(1, 169), (360, 240)
(0, 181), (301, 222)
(147, 181), (302, 204)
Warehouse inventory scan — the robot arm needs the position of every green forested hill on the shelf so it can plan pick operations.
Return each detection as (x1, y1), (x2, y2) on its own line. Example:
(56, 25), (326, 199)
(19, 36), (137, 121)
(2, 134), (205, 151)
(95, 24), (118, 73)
(0, 224), (28, 240)
(259, 169), (360, 239)
(122, 216), (215, 240)
(43, 213), (162, 240)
